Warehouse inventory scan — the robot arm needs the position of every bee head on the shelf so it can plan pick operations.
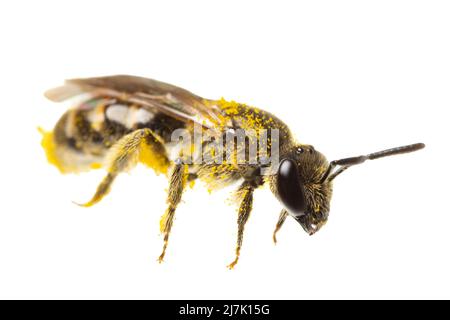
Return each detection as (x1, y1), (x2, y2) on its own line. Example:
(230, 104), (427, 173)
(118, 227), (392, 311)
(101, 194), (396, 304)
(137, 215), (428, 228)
(271, 142), (425, 235)
(270, 145), (333, 235)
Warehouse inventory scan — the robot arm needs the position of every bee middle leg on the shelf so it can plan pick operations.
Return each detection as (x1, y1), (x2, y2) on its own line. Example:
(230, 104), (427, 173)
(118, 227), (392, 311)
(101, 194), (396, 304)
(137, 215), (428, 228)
(78, 128), (170, 207)
(227, 182), (255, 270)
(158, 159), (190, 263)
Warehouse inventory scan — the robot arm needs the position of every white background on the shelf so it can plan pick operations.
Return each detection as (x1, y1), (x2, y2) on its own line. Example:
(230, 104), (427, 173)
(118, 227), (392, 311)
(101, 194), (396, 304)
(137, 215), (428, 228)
(0, 0), (448, 300)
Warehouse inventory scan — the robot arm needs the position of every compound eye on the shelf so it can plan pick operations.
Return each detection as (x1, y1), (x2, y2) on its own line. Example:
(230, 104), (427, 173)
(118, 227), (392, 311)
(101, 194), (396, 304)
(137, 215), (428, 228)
(277, 159), (307, 215)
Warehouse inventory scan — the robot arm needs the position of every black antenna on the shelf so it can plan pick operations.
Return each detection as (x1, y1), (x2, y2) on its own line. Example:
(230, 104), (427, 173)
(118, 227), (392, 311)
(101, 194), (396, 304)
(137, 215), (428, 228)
(321, 143), (425, 183)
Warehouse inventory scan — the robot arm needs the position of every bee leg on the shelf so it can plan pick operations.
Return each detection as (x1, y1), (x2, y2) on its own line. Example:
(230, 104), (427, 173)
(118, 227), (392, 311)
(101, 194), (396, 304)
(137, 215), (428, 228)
(227, 182), (255, 270)
(158, 159), (189, 263)
(273, 209), (288, 244)
(78, 128), (170, 207)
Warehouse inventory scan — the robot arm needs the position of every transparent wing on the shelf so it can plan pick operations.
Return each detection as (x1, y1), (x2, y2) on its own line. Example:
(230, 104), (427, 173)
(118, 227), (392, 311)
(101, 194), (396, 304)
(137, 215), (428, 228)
(45, 75), (229, 131)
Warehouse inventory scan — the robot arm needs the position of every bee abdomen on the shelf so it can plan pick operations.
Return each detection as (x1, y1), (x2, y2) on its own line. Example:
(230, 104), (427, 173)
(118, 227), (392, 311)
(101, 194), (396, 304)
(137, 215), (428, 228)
(43, 97), (185, 173)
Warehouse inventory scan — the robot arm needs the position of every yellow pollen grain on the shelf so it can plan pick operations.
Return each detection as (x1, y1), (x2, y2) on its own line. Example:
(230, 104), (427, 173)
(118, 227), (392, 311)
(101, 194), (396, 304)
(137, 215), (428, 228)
(90, 162), (103, 170)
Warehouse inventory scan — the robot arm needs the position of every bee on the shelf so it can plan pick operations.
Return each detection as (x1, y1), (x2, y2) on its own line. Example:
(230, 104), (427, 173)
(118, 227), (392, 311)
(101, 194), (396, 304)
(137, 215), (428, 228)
(40, 75), (425, 269)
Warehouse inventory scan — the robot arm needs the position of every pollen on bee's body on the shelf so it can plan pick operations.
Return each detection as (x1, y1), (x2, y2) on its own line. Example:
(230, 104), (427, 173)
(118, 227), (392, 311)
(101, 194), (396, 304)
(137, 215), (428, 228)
(38, 127), (65, 173)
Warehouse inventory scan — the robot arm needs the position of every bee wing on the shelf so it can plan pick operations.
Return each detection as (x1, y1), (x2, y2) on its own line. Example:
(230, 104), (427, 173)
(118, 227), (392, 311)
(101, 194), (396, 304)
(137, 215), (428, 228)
(45, 75), (229, 131)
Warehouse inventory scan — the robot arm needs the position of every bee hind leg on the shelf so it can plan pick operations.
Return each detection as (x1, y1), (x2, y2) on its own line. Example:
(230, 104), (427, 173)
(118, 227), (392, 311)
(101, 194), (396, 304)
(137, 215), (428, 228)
(158, 159), (190, 263)
(77, 128), (170, 207)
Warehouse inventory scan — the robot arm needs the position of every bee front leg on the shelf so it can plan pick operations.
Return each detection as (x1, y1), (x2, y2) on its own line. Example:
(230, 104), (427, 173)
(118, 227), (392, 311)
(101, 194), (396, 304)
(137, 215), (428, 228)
(273, 209), (288, 244)
(227, 182), (255, 270)
(78, 128), (169, 207)
(158, 159), (190, 263)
